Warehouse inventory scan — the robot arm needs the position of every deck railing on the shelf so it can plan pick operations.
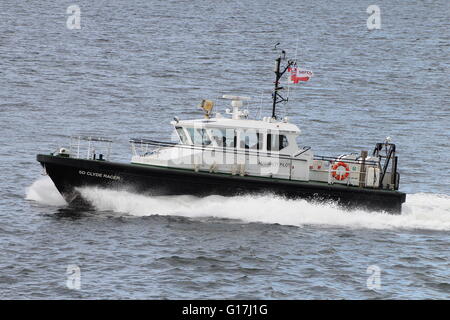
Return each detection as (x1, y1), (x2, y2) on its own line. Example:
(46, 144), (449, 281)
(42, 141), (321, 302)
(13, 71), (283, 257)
(129, 138), (379, 166)
(129, 138), (387, 188)
(68, 135), (113, 161)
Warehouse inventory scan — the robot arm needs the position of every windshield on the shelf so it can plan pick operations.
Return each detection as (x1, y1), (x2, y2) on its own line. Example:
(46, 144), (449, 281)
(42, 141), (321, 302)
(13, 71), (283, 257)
(175, 127), (189, 144)
(186, 127), (211, 146)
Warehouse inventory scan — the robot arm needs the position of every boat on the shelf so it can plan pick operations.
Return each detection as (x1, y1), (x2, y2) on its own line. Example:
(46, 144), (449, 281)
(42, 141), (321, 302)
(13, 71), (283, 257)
(36, 48), (406, 213)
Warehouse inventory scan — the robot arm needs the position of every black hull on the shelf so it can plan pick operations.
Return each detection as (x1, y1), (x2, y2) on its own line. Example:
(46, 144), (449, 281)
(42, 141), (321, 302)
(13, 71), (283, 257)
(37, 154), (406, 213)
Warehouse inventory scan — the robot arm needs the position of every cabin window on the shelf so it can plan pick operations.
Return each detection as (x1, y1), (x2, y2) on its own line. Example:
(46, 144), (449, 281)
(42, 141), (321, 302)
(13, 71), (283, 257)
(175, 127), (188, 144)
(280, 135), (288, 150)
(240, 130), (262, 150)
(209, 128), (226, 147)
(225, 129), (236, 148)
(186, 127), (211, 146)
(267, 134), (288, 151)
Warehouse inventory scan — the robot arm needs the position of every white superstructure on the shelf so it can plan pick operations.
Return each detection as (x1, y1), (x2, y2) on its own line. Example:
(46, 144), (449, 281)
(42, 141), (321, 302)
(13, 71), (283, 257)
(130, 95), (384, 188)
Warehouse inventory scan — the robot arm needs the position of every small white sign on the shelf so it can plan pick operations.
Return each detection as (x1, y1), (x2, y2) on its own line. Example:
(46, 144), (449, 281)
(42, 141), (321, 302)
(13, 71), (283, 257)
(66, 5), (81, 30)
(66, 264), (81, 290)
(366, 265), (381, 290)
(367, 5), (381, 30)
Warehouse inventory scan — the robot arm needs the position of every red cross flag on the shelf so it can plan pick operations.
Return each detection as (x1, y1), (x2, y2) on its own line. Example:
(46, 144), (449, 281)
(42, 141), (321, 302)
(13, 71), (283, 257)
(287, 67), (313, 84)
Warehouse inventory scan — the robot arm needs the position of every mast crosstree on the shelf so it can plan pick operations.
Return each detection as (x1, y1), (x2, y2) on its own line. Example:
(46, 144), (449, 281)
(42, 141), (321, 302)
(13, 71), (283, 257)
(271, 45), (296, 119)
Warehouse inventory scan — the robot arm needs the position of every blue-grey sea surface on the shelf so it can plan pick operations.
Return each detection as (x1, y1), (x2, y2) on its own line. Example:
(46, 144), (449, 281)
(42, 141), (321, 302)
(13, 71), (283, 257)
(0, 0), (449, 299)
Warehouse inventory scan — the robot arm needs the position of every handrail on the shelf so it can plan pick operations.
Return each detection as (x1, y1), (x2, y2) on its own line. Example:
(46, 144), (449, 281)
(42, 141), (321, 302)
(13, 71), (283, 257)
(378, 143), (395, 188)
(294, 146), (311, 157)
(130, 138), (293, 160)
(69, 135), (113, 160)
(71, 135), (113, 143)
(130, 138), (379, 166)
(313, 155), (378, 166)
(130, 138), (386, 188)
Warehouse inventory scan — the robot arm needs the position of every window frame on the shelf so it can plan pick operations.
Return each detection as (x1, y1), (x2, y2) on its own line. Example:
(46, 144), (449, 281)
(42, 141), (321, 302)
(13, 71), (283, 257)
(239, 129), (263, 150)
(267, 133), (289, 152)
(175, 127), (189, 145)
(186, 127), (212, 146)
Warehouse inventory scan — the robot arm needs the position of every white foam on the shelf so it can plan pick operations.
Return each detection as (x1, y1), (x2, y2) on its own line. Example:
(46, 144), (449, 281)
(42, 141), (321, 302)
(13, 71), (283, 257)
(77, 187), (450, 231)
(25, 177), (450, 231)
(25, 176), (67, 206)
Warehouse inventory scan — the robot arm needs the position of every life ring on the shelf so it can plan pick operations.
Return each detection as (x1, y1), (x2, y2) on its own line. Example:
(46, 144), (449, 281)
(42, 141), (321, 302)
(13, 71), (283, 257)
(332, 161), (350, 181)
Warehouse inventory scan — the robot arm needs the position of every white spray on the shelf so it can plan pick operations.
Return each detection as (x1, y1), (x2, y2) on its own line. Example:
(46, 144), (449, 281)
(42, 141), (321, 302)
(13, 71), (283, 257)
(26, 176), (450, 231)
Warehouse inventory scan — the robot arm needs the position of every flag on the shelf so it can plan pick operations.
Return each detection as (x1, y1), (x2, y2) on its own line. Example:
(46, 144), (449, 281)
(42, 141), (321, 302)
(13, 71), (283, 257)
(287, 66), (313, 84)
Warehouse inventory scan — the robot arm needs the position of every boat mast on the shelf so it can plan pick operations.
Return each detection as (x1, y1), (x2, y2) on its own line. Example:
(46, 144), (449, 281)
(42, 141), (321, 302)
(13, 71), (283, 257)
(271, 45), (295, 119)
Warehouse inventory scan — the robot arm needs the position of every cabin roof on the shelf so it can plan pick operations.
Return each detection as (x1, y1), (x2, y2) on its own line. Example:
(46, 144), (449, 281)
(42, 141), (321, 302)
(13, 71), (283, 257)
(171, 117), (301, 134)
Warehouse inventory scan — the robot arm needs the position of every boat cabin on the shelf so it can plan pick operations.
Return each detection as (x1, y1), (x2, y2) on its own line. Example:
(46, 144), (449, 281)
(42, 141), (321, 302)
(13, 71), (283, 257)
(131, 96), (314, 181)
(172, 118), (300, 156)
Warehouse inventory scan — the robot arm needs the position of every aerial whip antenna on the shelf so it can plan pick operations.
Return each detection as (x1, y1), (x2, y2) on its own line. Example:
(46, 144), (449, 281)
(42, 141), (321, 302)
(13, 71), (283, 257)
(271, 44), (295, 119)
(286, 34), (300, 117)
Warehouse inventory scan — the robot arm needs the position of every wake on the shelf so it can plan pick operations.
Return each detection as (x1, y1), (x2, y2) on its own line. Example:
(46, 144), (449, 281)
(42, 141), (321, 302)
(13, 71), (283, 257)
(26, 176), (450, 231)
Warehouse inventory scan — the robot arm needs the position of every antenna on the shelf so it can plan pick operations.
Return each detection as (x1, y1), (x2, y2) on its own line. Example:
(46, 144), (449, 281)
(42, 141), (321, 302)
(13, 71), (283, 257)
(271, 45), (295, 119)
(286, 35), (299, 117)
(257, 90), (264, 119)
(222, 95), (250, 120)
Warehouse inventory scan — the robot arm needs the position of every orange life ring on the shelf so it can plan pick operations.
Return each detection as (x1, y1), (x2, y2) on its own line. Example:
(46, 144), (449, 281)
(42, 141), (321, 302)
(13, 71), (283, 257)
(331, 161), (350, 181)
